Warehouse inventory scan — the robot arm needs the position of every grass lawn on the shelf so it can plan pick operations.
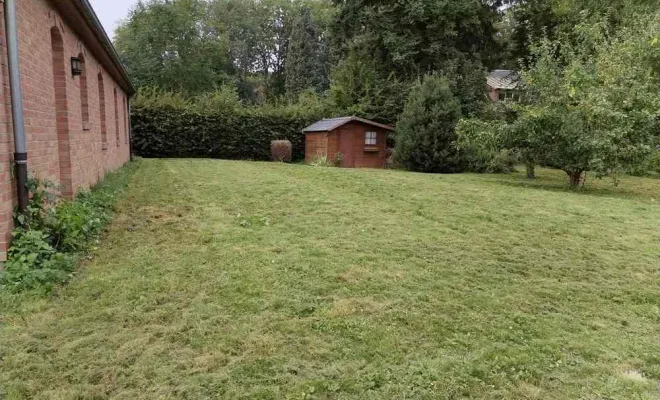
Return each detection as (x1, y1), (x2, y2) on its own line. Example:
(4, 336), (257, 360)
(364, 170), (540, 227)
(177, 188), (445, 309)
(1, 159), (659, 399)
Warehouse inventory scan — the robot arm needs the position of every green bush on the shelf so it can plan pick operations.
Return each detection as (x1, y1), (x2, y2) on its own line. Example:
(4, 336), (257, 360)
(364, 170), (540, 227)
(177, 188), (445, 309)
(0, 162), (138, 294)
(394, 74), (464, 173)
(130, 88), (324, 161)
(131, 105), (316, 160)
(628, 150), (660, 178)
(1, 229), (74, 293)
(463, 147), (518, 174)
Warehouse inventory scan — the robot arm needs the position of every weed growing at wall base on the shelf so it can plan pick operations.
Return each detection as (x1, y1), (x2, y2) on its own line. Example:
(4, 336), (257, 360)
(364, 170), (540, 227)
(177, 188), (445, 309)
(0, 160), (140, 294)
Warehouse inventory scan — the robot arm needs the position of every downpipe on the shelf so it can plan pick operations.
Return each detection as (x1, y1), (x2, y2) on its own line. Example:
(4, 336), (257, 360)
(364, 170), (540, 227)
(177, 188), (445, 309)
(4, 0), (28, 211)
(128, 97), (133, 162)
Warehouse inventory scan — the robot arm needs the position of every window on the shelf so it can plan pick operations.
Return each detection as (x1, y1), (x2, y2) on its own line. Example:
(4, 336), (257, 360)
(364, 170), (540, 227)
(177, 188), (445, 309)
(78, 53), (89, 129)
(498, 92), (506, 101)
(114, 88), (119, 146)
(98, 73), (107, 148)
(122, 96), (128, 144)
(365, 131), (377, 145)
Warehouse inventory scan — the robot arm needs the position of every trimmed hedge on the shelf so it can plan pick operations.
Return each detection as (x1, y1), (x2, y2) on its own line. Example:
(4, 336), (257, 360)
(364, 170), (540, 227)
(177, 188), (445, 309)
(131, 105), (313, 161)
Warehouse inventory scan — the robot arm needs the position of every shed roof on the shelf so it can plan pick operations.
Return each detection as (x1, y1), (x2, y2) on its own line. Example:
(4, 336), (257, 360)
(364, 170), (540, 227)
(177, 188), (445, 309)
(487, 70), (522, 90)
(302, 117), (394, 133)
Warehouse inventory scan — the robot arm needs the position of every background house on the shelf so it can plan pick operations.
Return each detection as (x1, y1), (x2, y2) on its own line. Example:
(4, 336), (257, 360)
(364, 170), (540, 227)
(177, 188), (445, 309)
(303, 117), (394, 169)
(0, 0), (134, 260)
(487, 70), (522, 101)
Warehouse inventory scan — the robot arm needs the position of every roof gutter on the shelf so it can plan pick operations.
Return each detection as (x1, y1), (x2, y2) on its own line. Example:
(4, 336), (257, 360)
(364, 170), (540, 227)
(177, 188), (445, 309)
(71, 0), (136, 95)
(4, 0), (28, 212)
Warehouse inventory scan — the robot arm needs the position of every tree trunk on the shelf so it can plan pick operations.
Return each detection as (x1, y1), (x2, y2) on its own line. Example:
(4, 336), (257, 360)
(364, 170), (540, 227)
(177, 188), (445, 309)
(526, 163), (536, 179)
(566, 170), (584, 188)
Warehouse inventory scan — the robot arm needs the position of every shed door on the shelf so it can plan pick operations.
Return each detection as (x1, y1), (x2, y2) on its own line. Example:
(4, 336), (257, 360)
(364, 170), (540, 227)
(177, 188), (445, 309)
(337, 129), (354, 168)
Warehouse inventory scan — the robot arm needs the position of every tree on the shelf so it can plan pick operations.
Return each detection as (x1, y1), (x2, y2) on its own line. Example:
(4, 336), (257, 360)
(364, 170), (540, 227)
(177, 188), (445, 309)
(331, 0), (503, 78)
(504, 0), (659, 66)
(394, 75), (464, 173)
(328, 47), (409, 124)
(208, 0), (293, 101)
(285, 6), (326, 99)
(328, 0), (496, 125)
(115, 0), (334, 102)
(115, 0), (232, 94)
(458, 12), (660, 187)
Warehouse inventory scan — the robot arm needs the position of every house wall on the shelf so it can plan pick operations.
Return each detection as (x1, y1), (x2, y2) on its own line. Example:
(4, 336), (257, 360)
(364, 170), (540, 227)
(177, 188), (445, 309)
(489, 86), (500, 101)
(0, 0), (131, 260)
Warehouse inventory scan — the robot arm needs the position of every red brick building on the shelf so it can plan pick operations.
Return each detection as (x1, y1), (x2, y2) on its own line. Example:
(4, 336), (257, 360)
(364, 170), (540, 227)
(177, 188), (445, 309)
(303, 117), (394, 169)
(487, 69), (521, 101)
(0, 0), (134, 260)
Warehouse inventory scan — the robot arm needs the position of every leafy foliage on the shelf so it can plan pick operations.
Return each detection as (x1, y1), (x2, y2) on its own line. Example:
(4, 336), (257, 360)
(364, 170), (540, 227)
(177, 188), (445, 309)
(308, 155), (340, 167)
(394, 75), (464, 173)
(284, 6), (330, 99)
(131, 99), (318, 160)
(330, 0), (502, 78)
(0, 164), (138, 294)
(117, 0), (660, 180)
(505, 0), (659, 66)
(459, 13), (660, 187)
(629, 150), (660, 178)
(115, 0), (333, 102)
(327, 0), (495, 122)
(114, 0), (232, 94)
(1, 229), (74, 294)
(328, 50), (409, 124)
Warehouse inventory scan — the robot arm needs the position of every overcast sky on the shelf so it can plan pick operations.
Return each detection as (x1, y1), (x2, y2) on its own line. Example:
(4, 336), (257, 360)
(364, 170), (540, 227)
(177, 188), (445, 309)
(89, 0), (137, 40)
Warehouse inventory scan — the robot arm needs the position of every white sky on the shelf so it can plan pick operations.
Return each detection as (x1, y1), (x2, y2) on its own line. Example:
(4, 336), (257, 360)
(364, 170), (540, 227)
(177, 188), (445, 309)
(88, 0), (138, 40)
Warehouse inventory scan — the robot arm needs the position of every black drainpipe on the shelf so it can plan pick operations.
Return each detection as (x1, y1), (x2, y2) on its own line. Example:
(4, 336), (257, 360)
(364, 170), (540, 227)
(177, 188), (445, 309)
(4, 0), (28, 211)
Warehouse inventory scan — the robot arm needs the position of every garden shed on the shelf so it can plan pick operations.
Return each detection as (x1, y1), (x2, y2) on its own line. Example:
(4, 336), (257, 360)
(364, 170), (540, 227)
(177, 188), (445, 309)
(303, 117), (394, 168)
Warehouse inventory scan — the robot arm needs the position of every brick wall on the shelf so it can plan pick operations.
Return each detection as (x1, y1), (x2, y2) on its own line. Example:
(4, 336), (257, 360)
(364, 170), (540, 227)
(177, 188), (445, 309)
(0, 0), (132, 260)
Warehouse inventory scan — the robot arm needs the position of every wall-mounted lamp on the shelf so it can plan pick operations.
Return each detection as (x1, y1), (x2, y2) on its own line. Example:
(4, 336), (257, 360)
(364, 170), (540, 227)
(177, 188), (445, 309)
(71, 57), (82, 76)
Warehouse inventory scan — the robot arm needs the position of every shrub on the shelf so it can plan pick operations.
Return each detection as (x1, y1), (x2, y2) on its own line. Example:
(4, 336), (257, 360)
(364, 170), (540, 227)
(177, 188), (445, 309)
(463, 147), (517, 174)
(394, 74), (464, 173)
(0, 162), (138, 294)
(309, 155), (335, 167)
(1, 229), (74, 293)
(271, 140), (293, 163)
(131, 105), (313, 161)
(629, 150), (660, 178)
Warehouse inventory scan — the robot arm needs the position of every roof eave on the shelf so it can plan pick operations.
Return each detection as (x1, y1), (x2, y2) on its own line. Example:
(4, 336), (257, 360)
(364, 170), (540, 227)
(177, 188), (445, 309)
(302, 117), (395, 133)
(71, 0), (136, 95)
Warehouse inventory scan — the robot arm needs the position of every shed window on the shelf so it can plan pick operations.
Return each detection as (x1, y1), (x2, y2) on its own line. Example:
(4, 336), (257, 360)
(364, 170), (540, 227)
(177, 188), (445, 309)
(365, 131), (377, 145)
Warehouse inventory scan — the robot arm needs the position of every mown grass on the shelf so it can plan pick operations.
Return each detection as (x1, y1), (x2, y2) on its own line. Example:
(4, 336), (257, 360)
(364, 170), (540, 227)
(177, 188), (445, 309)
(1, 159), (658, 399)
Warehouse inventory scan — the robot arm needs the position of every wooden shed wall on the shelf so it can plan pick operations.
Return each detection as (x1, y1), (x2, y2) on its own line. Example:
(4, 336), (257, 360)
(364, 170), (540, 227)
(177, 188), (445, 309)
(304, 121), (389, 168)
(337, 122), (388, 169)
(304, 132), (328, 163)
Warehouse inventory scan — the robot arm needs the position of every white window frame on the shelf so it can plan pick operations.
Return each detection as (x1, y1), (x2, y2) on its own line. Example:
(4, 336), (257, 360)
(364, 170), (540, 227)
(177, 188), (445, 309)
(365, 131), (377, 145)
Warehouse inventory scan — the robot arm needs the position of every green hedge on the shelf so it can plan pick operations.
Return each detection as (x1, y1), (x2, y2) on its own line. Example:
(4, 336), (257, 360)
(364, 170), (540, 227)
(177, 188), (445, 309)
(131, 105), (313, 160)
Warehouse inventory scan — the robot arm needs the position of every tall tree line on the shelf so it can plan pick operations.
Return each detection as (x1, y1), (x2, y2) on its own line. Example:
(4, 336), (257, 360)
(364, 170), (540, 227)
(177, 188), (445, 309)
(115, 0), (333, 102)
(115, 0), (660, 122)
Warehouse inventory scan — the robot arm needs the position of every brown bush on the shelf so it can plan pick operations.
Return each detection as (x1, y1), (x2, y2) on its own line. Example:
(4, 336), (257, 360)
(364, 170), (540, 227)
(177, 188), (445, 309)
(271, 140), (292, 163)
